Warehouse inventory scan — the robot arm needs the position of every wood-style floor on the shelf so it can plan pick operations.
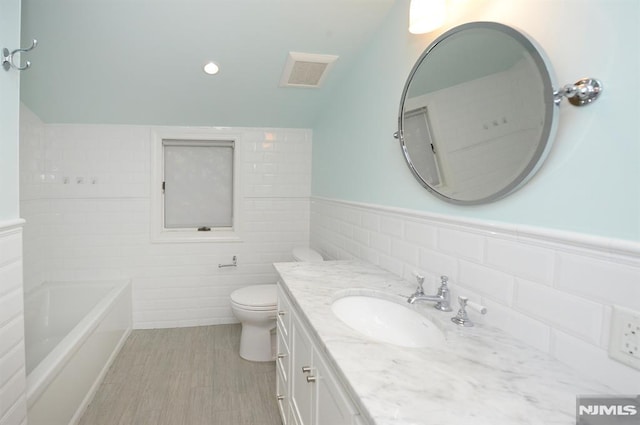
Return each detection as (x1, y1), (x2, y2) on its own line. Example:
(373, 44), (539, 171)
(78, 324), (281, 425)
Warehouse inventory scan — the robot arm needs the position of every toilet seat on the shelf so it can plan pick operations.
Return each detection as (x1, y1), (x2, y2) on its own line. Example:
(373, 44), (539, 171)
(230, 284), (277, 310)
(231, 301), (276, 312)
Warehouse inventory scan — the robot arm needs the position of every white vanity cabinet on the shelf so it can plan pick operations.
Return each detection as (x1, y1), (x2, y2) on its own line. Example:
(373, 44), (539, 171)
(276, 282), (367, 425)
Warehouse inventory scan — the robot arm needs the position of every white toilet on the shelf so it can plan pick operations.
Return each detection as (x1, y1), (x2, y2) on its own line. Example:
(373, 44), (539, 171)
(230, 247), (323, 361)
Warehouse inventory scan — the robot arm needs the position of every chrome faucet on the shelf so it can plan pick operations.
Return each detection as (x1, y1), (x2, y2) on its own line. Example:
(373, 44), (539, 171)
(407, 275), (452, 312)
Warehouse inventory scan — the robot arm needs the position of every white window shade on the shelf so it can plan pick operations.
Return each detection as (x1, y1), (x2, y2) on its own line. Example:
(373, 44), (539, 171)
(163, 140), (234, 229)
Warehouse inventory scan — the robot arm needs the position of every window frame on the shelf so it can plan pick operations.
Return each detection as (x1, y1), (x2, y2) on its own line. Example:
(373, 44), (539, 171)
(150, 128), (243, 243)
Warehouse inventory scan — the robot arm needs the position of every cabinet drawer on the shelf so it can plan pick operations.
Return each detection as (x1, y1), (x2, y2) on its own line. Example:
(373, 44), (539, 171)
(277, 282), (292, 337)
(277, 315), (289, 352)
(276, 327), (290, 382)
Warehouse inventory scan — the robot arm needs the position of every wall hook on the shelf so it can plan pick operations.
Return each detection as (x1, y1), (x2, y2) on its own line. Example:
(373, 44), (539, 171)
(554, 77), (602, 106)
(2, 39), (38, 71)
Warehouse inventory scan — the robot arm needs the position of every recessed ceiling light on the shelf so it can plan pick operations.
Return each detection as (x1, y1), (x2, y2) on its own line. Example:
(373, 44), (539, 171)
(203, 62), (219, 75)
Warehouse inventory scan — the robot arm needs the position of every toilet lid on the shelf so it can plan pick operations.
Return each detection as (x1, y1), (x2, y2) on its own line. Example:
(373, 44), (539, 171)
(230, 284), (277, 308)
(292, 247), (323, 262)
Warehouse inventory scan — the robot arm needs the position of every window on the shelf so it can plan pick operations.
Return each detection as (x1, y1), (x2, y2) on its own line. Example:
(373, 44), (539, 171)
(151, 130), (242, 243)
(163, 140), (233, 229)
(403, 107), (442, 187)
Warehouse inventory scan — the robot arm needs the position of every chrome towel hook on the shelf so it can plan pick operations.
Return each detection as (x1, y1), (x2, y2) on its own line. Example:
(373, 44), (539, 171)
(2, 39), (38, 71)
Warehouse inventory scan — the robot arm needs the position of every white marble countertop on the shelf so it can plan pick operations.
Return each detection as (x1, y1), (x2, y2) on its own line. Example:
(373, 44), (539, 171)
(273, 260), (612, 425)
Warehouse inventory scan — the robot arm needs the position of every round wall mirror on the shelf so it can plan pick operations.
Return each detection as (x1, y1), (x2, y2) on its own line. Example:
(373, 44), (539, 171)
(397, 21), (558, 204)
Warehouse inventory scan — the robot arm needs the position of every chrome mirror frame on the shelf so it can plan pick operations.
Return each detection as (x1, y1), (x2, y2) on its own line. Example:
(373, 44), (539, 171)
(395, 21), (559, 205)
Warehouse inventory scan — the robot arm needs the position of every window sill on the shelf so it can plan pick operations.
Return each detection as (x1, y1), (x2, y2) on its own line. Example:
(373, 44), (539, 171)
(151, 229), (243, 244)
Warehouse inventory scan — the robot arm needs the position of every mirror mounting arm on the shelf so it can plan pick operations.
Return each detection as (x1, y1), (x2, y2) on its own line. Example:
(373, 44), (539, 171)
(554, 78), (602, 106)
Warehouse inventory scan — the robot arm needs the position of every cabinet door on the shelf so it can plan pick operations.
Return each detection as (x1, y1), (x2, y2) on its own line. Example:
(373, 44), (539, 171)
(276, 283), (292, 425)
(277, 363), (290, 425)
(290, 314), (315, 425)
(276, 322), (291, 425)
(276, 328), (290, 383)
(314, 350), (356, 425)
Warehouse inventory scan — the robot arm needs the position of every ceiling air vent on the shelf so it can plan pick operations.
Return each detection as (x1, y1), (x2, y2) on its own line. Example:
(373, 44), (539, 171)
(280, 52), (339, 88)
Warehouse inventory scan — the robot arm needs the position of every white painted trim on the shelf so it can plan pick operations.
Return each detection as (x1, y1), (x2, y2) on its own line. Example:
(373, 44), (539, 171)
(0, 218), (25, 233)
(311, 196), (640, 257)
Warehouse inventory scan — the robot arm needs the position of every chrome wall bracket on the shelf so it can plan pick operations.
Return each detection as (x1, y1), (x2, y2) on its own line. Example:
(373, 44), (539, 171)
(2, 39), (38, 71)
(218, 255), (237, 268)
(554, 77), (602, 106)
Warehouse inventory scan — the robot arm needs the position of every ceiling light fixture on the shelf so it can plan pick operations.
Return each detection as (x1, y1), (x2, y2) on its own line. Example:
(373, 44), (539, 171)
(203, 61), (219, 75)
(409, 0), (446, 34)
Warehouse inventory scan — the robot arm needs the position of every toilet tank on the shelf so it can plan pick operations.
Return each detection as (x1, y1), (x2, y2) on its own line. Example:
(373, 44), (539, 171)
(292, 247), (323, 262)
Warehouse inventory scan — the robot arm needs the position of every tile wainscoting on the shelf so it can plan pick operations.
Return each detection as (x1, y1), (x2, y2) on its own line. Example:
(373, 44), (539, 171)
(310, 197), (640, 393)
(0, 220), (27, 425)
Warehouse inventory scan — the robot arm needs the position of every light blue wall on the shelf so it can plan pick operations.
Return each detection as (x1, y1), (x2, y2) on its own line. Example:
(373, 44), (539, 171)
(0, 0), (21, 221)
(312, 0), (640, 241)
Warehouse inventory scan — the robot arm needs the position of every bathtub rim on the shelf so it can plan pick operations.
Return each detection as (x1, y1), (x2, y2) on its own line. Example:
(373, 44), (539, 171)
(25, 279), (132, 407)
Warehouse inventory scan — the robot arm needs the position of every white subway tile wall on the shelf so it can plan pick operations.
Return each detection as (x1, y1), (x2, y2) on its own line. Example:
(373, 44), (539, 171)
(0, 223), (27, 425)
(310, 197), (640, 393)
(19, 106), (312, 328)
(18, 104), (640, 394)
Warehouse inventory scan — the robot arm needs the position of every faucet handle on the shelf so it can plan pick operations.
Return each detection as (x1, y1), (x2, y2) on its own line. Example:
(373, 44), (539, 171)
(413, 272), (425, 294)
(440, 275), (449, 286)
(466, 299), (487, 315)
(451, 296), (486, 327)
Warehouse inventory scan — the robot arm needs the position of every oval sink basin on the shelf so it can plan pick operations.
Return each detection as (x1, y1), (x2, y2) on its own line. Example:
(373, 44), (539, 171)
(331, 296), (445, 348)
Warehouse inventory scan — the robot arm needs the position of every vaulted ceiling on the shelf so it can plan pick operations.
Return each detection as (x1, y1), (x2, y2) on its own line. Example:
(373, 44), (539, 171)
(20, 0), (396, 128)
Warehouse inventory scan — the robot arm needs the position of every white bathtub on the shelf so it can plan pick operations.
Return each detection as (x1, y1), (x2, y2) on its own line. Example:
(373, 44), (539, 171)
(24, 280), (132, 425)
